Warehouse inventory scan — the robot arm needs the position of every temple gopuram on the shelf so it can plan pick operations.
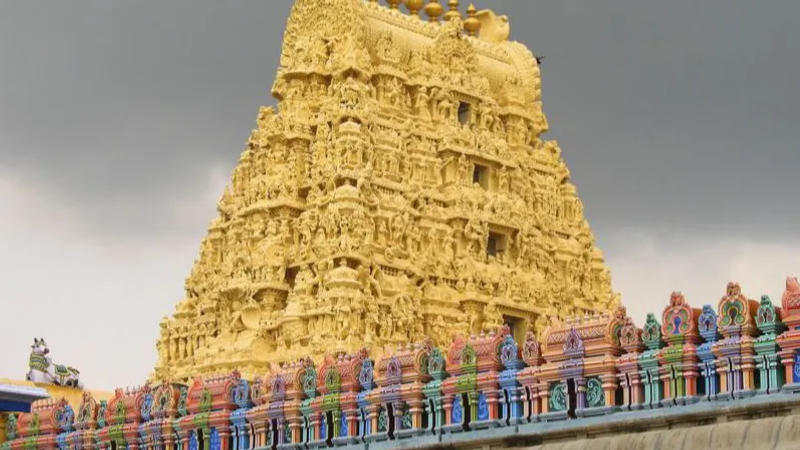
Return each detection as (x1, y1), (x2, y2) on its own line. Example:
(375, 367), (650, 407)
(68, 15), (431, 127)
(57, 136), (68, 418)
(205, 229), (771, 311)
(152, 0), (618, 382)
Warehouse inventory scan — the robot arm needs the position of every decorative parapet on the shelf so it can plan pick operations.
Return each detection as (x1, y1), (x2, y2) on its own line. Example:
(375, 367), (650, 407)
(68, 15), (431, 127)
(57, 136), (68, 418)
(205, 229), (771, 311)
(7, 278), (800, 450)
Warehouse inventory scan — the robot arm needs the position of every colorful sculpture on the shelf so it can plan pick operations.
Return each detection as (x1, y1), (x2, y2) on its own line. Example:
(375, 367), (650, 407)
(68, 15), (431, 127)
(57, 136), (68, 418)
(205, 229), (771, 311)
(8, 398), (73, 450)
(516, 331), (544, 421)
(7, 276), (800, 450)
(697, 304), (720, 400)
(174, 372), (245, 450)
(372, 343), (431, 440)
(615, 317), (644, 409)
(638, 313), (663, 408)
(70, 392), (98, 450)
(26, 339), (82, 389)
(712, 282), (760, 399)
(777, 277), (800, 392)
(441, 328), (507, 432)
(659, 292), (701, 405)
(538, 308), (628, 420)
(421, 348), (447, 435)
(754, 295), (785, 393)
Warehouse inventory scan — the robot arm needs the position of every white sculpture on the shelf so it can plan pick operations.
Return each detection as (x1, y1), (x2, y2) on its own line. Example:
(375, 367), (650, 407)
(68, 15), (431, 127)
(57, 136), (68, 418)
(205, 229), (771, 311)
(25, 338), (83, 388)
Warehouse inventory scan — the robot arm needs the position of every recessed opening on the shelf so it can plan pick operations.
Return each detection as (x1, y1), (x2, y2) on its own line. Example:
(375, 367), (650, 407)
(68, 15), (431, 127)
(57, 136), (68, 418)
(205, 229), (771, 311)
(566, 379), (577, 419)
(503, 315), (525, 344)
(458, 102), (471, 125)
(487, 232), (507, 258)
(472, 164), (489, 189)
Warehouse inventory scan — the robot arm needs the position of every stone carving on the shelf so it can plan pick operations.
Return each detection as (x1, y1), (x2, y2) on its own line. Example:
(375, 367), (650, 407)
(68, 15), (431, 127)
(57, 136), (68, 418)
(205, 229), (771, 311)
(153, 0), (618, 382)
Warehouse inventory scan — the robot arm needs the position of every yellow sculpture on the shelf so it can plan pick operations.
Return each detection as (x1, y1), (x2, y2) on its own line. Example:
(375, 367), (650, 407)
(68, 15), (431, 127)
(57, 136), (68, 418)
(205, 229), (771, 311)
(153, 0), (619, 383)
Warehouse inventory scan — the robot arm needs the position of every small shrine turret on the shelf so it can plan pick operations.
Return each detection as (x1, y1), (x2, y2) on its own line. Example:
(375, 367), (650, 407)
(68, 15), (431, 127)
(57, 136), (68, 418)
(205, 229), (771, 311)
(95, 386), (148, 450)
(497, 334), (525, 424)
(537, 307), (628, 420)
(11, 398), (73, 450)
(777, 276), (800, 392)
(175, 371), (245, 450)
(712, 282), (760, 399)
(754, 295), (785, 394)
(421, 347), (447, 435)
(638, 313), (664, 408)
(697, 305), (721, 399)
(70, 392), (98, 450)
(139, 383), (184, 450)
(308, 349), (367, 446)
(516, 331), (544, 421)
(615, 317), (644, 409)
(368, 342), (431, 440)
(440, 327), (507, 432)
(658, 292), (701, 405)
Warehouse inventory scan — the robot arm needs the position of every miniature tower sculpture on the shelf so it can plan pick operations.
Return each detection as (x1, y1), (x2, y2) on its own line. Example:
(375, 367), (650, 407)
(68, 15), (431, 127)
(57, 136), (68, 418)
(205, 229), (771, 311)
(154, 0), (618, 382)
(712, 282), (759, 399)
(776, 276), (800, 391)
(697, 304), (720, 399)
(659, 292), (701, 406)
(754, 295), (785, 394)
(638, 313), (663, 408)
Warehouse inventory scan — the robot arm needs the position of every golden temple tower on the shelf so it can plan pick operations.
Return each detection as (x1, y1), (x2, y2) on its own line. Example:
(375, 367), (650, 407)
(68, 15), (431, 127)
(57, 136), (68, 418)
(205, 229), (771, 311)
(153, 0), (618, 382)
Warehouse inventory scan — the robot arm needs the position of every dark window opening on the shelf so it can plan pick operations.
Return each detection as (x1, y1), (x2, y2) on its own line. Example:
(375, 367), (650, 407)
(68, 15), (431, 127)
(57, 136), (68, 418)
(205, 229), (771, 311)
(458, 102), (471, 125)
(502, 389), (511, 426)
(421, 400), (429, 431)
(426, 399), (435, 433)
(503, 315), (525, 344)
(488, 232), (508, 258)
(270, 419), (278, 448)
(461, 393), (472, 431)
(386, 403), (396, 439)
(325, 412), (334, 446)
(566, 379), (577, 419)
(197, 430), (204, 450)
(472, 164), (489, 189)
(526, 386), (534, 422)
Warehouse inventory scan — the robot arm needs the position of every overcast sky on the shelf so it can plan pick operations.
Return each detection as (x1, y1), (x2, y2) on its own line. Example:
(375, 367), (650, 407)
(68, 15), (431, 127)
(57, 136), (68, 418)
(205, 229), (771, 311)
(1, 0), (797, 390)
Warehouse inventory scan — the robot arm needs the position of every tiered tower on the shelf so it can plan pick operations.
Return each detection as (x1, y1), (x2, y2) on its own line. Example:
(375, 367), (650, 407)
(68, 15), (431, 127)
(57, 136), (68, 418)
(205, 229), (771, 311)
(153, 0), (618, 382)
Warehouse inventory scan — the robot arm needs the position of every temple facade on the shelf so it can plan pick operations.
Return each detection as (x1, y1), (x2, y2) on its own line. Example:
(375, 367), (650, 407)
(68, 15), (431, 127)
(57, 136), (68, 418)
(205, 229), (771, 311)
(153, 0), (618, 382)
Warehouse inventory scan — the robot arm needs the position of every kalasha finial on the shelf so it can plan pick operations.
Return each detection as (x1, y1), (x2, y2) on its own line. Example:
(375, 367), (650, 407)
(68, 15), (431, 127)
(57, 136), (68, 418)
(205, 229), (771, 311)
(444, 0), (461, 21)
(464, 3), (481, 36)
(425, 0), (444, 22)
(387, 0), (401, 9)
(406, 0), (424, 16)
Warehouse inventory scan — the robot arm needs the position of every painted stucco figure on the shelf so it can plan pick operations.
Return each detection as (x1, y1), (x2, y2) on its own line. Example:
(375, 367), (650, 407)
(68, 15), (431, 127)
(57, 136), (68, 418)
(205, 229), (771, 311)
(26, 339), (82, 389)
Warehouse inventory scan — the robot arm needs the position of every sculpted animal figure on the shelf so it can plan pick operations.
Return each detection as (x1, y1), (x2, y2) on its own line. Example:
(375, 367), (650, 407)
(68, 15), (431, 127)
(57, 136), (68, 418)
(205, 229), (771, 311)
(25, 338), (83, 388)
(475, 9), (511, 44)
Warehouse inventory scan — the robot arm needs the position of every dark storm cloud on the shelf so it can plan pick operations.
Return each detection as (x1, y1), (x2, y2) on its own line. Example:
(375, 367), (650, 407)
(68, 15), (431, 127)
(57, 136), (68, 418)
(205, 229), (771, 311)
(1, 0), (798, 240)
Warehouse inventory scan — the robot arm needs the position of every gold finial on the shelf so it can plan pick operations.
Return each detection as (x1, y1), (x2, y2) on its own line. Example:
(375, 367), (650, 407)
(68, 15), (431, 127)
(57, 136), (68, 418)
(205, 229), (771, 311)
(406, 0), (424, 16)
(444, 0), (461, 21)
(464, 3), (481, 36)
(424, 0), (444, 22)
(387, 0), (401, 9)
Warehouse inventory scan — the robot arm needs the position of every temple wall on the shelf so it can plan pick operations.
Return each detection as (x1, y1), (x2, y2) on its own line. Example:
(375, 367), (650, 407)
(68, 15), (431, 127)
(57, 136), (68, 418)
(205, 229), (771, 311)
(351, 394), (800, 450)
